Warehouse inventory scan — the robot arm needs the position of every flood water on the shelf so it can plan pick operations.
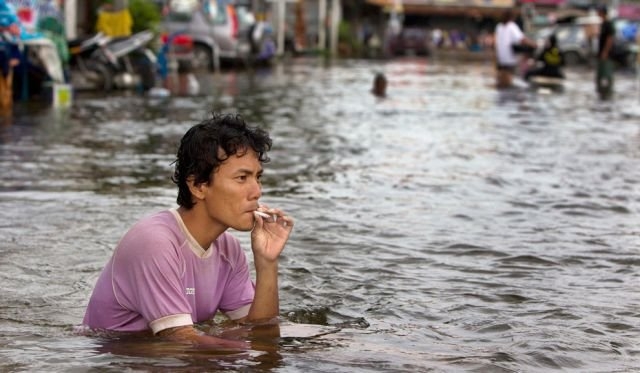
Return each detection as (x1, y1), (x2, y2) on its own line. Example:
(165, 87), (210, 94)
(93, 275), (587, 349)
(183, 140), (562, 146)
(0, 56), (639, 372)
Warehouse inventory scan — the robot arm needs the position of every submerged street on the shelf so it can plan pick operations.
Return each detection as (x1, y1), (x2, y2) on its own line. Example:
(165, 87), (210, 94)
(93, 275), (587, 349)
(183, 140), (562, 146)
(0, 57), (639, 371)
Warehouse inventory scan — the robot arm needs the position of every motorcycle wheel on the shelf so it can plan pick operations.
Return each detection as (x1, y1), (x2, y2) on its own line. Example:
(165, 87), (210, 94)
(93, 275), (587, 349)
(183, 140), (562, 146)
(85, 62), (114, 92)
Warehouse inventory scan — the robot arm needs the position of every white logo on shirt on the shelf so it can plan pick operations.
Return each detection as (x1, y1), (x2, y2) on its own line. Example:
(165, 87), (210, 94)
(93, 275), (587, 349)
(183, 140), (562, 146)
(185, 287), (195, 295)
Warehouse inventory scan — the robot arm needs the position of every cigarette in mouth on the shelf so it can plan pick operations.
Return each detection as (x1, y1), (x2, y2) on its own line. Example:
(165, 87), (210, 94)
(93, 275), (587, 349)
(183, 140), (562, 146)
(255, 211), (277, 222)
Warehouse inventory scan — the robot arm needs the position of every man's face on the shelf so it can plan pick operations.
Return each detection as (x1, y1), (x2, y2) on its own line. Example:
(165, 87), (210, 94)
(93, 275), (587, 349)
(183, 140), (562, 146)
(201, 148), (263, 232)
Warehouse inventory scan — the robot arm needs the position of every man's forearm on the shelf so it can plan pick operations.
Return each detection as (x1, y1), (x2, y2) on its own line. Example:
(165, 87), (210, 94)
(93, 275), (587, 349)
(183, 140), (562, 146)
(157, 325), (248, 349)
(246, 261), (280, 322)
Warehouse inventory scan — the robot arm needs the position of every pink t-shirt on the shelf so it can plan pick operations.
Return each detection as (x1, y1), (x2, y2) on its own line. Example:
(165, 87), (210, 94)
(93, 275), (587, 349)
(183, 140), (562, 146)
(82, 209), (255, 334)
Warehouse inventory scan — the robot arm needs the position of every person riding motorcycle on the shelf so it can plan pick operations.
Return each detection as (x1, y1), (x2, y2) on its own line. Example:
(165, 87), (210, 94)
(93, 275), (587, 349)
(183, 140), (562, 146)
(525, 33), (565, 81)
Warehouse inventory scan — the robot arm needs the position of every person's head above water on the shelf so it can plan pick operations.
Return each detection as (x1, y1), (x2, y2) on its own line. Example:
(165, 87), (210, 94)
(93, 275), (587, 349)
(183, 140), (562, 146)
(372, 72), (387, 97)
(172, 113), (272, 209)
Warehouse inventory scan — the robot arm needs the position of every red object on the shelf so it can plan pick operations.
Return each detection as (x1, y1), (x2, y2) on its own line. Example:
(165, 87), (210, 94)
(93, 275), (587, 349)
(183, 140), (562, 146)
(17, 7), (33, 23)
(228, 5), (238, 39)
(161, 33), (194, 47)
(172, 34), (193, 46)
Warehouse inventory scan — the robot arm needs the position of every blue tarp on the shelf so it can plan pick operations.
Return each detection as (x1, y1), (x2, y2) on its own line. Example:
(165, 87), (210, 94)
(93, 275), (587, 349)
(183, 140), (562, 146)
(0, 0), (19, 28)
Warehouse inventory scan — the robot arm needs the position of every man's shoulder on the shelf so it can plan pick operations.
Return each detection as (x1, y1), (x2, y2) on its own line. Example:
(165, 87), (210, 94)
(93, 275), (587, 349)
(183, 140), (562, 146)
(132, 210), (177, 229)
(507, 21), (523, 33)
(121, 210), (181, 246)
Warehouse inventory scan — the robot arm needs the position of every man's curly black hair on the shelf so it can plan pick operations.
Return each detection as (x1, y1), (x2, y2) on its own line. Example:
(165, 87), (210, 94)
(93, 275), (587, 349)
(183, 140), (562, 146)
(172, 113), (272, 209)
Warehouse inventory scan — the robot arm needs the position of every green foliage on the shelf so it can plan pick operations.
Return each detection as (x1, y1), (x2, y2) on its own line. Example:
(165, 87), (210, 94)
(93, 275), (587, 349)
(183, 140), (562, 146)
(338, 20), (352, 43)
(338, 20), (362, 57)
(129, 0), (162, 33)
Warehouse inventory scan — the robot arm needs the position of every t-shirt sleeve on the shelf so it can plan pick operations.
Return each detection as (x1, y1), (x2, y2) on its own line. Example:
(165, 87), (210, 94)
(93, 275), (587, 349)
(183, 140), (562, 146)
(218, 235), (255, 320)
(605, 22), (615, 38)
(509, 22), (524, 44)
(112, 227), (193, 333)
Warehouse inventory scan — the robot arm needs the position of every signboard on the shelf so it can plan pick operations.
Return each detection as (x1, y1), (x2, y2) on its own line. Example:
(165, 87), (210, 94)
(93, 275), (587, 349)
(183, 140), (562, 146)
(7, 0), (63, 33)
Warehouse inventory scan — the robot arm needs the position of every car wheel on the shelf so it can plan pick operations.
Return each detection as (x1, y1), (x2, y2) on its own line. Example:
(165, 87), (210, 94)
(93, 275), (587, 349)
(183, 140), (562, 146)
(193, 44), (213, 71)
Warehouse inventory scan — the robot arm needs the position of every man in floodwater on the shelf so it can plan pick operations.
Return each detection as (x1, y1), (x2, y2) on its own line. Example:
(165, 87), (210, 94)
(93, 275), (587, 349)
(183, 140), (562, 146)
(595, 5), (615, 99)
(494, 8), (536, 88)
(372, 72), (387, 97)
(82, 113), (294, 348)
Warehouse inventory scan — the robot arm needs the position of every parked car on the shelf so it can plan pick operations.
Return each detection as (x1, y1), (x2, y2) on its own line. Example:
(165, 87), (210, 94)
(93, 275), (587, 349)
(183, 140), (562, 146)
(160, 0), (272, 70)
(535, 18), (638, 68)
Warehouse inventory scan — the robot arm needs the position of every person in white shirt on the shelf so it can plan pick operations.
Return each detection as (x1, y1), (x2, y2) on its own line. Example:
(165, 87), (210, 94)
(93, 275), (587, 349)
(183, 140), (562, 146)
(494, 9), (536, 88)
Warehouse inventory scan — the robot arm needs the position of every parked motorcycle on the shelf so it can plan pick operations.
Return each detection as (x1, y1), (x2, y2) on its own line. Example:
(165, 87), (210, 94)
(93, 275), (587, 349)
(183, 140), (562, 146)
(68, 30), (157, 92)
(67, 32), (111, 91)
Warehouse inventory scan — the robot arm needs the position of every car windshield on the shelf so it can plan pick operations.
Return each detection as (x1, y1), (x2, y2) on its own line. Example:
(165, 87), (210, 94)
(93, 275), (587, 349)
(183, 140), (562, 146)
(235, 5), (255, 28)
(167, 0), (196, 22)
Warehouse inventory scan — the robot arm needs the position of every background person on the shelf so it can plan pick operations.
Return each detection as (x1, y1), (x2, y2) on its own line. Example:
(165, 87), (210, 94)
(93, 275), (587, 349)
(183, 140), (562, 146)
(494, 8), (536, 88)
(372, 72), (387, 97)
(524, 33), (564, 81)
(0, 0), (21, 111)
(95, 0), (132, 38)
(82, 113), (294, 348)
(596, 5), (614, 99)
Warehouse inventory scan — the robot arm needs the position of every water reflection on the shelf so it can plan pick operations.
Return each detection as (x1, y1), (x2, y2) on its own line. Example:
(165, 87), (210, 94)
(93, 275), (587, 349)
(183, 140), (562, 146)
(87, 323), (285, 371)
(77, 321), (350, 371)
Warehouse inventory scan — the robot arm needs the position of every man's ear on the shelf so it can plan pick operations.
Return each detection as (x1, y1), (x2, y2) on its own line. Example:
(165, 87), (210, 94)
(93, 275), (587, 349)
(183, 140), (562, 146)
(186, 176), (206, 201)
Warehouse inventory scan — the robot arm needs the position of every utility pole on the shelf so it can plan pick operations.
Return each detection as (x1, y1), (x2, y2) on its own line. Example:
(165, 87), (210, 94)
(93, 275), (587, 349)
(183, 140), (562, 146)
(277, 0), (286, 56)
(318, 0), (326, 51)
(329, 0), (341, 56)
(64, 0), (77, 40)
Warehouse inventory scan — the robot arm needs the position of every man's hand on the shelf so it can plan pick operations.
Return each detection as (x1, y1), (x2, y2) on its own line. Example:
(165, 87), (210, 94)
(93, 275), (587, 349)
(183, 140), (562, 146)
(251, 205), (293, 265)
(246, 204), (293, 322)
